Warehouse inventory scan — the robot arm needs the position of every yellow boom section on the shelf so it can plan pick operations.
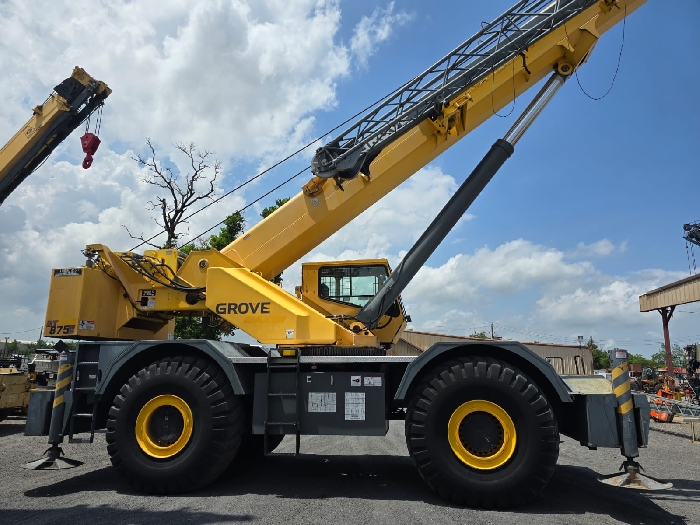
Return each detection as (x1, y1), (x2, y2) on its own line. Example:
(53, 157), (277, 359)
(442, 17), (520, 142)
(0, 67), (111, 205)
(222, 0), (645, 281)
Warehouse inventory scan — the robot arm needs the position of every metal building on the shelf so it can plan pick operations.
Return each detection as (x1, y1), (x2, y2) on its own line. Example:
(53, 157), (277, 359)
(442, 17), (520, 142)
(391, 330), (593, 376)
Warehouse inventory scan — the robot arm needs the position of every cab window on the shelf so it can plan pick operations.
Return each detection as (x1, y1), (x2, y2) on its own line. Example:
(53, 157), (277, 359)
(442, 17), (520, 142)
(318, 265), (388, 307)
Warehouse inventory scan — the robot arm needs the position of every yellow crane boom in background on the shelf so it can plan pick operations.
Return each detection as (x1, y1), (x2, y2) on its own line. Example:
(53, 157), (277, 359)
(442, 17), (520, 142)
(0, 67), (110, 206)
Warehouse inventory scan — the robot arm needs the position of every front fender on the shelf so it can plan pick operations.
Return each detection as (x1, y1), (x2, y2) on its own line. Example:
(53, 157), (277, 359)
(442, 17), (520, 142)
(394, 341), (572, 403)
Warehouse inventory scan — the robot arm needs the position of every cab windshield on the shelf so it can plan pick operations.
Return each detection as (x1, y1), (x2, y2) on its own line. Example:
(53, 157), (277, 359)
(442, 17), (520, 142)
(318, 265), (388, 307)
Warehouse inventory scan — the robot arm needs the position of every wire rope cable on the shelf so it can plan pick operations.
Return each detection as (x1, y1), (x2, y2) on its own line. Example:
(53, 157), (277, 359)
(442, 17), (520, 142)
(128, 88), (408, 252)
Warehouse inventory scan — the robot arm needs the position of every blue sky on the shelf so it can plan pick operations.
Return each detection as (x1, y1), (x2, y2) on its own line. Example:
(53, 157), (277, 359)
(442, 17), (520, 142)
(0, 0), (698, 355)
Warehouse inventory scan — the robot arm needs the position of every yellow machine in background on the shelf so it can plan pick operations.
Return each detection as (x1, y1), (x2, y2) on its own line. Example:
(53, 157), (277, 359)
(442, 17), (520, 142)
(0, 366), (33, 421)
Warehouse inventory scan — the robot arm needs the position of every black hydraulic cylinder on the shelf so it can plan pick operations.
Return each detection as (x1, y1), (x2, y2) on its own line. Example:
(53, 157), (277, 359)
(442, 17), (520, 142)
(355, 138), (514, 328)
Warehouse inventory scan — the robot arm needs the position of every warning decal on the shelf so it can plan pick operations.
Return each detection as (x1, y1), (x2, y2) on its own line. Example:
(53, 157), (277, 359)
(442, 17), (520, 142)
(345, 391), (365, 421)
(308, 392), (336, 413)
(363, 376), (382, 387)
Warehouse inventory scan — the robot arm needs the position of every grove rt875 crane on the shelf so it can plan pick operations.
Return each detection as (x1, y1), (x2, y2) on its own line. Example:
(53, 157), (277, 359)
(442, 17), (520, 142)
(25, 0), (668, 508)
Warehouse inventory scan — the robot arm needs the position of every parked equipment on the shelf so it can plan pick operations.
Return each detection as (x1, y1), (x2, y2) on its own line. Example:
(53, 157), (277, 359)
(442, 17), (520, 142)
(0, 366), (33, 421)
(22, 0), (670, 509)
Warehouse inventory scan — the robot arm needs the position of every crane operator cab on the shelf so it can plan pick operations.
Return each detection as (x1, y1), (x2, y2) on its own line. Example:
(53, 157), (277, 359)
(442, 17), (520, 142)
(297, 260), (408, 348)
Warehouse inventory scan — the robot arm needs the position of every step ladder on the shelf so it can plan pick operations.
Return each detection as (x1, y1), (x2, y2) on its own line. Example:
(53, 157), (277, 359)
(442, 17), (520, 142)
(67, 344), (100, 443)
(264, 349), (301, 456)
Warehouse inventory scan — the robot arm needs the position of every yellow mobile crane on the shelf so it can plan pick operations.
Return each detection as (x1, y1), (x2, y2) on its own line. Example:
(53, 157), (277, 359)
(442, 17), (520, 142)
(0, 67), (111, 206)
(24, 0), (669, 508)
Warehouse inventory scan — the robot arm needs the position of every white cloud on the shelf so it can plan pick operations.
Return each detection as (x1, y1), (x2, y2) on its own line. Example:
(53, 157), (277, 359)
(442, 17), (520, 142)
(567, 239), (622, 258)
(350, 2), (412, 67)
(310, 165), (459, 262)
(0, 0), (413, 338)
(0, 0), (352, 161)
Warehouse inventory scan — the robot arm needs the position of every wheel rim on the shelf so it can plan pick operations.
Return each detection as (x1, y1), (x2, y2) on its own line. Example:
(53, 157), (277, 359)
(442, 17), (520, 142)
(135, 394), (193, 459)
(448, 399), (516, 470)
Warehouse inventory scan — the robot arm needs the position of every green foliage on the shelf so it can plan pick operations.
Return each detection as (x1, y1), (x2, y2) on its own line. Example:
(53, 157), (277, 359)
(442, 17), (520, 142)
(209, 212), (246, 251)
(651, 343), (686, 368)
(175, 316), (222, 341)
(173, 199), (288, 340)
(260, 198), (291, 220)
(469, 331), (489, 339)
(627, 353), (656, 368)
(587, 338), (610, 369)
(592, 349), (610, 370)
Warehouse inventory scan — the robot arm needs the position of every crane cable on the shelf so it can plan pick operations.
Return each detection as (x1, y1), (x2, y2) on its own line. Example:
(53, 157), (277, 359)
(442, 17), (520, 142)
(129, 90), (406, 252)
(134, 3), (628, 253)
(566, 3), (626, 101)
(176, 165), (309, 249)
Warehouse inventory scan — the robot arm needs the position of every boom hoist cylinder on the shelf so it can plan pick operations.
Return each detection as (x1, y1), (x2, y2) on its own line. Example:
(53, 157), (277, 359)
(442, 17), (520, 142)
(356, 73), (567, 329)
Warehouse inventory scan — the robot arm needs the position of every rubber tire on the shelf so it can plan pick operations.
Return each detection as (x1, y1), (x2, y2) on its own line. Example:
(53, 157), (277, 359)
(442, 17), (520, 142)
(405, 356), (559, 509)
(106, 355), (244, 493)
(0, 408), (13, 422)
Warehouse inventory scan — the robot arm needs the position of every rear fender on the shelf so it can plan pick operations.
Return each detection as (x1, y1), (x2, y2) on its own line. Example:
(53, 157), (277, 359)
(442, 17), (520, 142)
(94, 339), (251, 397)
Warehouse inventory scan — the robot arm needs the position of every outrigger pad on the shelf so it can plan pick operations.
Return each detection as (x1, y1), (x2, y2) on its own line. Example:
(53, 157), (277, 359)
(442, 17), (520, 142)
(598, 460), (672, 491)
(22, 445), (83, 470)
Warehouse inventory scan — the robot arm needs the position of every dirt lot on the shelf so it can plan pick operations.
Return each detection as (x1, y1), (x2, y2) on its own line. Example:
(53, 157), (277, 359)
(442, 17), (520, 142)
(0, 417), (698, 525)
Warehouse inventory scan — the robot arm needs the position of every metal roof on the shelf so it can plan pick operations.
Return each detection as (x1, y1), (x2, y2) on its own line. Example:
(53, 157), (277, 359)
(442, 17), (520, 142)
(639, 273), (700, 312)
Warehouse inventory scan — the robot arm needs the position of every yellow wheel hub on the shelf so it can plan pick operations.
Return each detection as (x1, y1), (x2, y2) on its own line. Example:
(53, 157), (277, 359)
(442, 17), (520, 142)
(448, 399), (516, 470)
(135, 394), (193, 459)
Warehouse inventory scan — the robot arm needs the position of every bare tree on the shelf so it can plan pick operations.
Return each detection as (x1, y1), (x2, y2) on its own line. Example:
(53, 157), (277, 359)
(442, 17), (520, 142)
(126, 139), (221, 248)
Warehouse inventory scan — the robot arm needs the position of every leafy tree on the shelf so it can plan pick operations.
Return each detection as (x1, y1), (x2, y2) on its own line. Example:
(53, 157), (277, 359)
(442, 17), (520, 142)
(469, 331), (489, 339)
(209, 211), (245, 251)
(260, 198), (291, 221)
(175, 316), (224, 341)
(173, 198), (289, 339)
(587, 337), (610, 369)
(627, 353), (655, 368)
(651, 343), (685, 369)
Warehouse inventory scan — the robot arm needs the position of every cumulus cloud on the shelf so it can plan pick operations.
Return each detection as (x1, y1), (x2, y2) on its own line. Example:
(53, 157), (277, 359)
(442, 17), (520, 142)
(0, 0), (353, 161)
(350, 2), (412, 67)
(567, 239), (624, 258)
(0, 0), (415, 338)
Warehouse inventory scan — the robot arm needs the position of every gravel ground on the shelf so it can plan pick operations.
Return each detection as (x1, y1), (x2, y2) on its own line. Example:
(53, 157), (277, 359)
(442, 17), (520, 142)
(0, 416), (697, 525)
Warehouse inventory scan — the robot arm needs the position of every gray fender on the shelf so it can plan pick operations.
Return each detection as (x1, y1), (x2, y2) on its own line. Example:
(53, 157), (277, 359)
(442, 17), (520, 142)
(394, 341), (572, 403)
(95, 339), (251, 396)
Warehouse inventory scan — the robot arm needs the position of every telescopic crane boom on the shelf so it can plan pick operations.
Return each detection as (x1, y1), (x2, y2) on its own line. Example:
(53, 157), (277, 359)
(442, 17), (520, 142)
(0, 67), (111, 206)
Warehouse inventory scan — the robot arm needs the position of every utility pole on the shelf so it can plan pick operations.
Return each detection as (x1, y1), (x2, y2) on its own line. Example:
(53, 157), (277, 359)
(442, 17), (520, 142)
(491, 323), (495, 339)
(657, 306), (676, 387)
